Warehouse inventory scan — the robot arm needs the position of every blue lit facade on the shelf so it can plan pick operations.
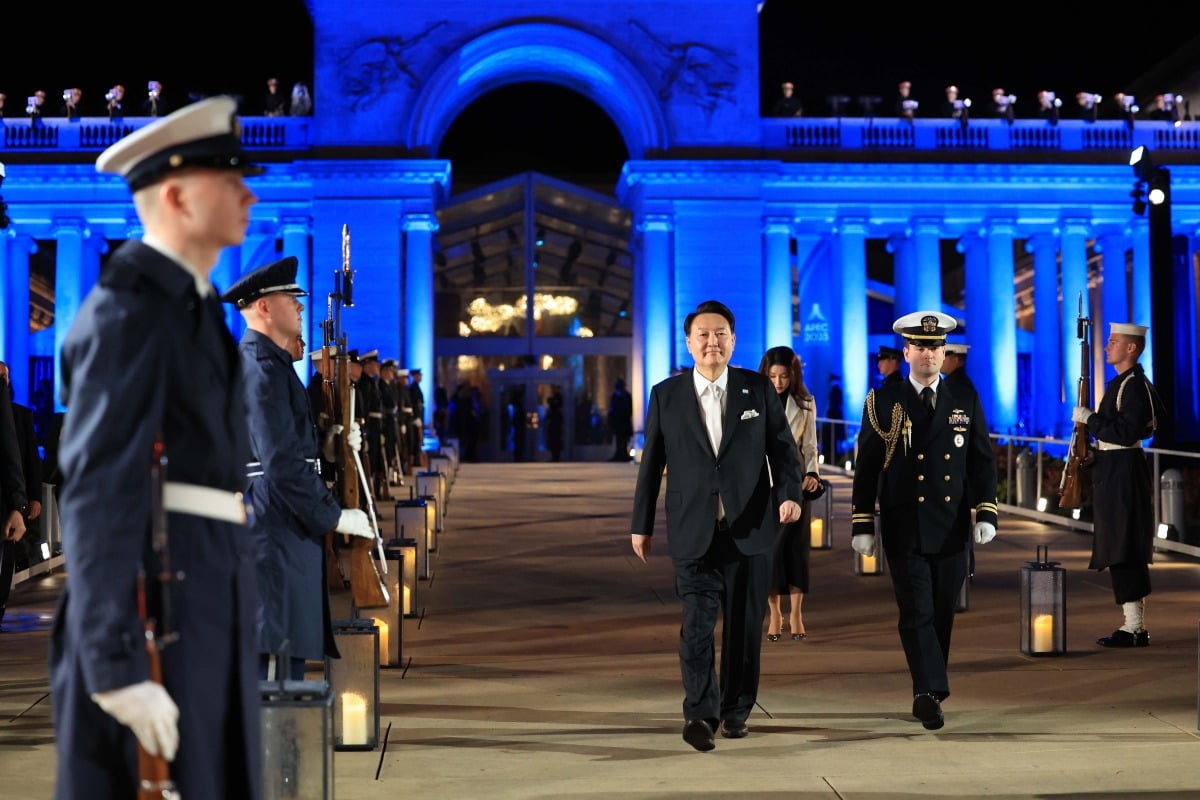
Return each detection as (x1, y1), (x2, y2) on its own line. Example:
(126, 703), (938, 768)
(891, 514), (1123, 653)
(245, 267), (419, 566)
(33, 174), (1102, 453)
(0, 0), (1196, 448)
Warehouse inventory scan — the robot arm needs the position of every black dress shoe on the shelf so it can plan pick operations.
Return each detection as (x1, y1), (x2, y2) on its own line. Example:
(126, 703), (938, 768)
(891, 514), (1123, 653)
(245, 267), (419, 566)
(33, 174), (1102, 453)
(720, 721), (748, 739)
(1097, 629), (1150, 647)
(912, 693), (944, 730)
(682, 718), (715, 751)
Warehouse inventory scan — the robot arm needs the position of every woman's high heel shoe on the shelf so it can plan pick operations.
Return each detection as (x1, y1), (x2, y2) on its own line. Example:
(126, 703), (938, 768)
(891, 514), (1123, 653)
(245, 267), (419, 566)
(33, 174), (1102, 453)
(767, 632), (781, 641)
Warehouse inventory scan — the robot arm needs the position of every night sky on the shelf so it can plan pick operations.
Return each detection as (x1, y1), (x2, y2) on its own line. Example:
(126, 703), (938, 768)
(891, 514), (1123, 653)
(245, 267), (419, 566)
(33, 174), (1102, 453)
(2, 2), (1194, 175)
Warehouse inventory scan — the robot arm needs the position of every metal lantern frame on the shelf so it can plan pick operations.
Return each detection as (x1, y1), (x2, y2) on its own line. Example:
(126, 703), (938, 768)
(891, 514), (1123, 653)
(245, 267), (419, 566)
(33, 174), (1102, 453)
(418, 493), (439, 553)
(1020, 545), (1067, 656)
(395, 498), (433, 580)
(378, 543), (407, 667)
(260, 677), (334, 800)
(809, 478), (833, 550)
(854, 522), (885, 576)
(326, 618), (381, 751)
(416, 470), (446, 531)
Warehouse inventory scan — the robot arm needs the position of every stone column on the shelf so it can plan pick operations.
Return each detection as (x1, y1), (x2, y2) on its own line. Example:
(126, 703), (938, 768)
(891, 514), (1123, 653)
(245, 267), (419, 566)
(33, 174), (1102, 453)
(1059, 218), (1091, 435)
(634, 213), (673, 431)
(762, 215), (793, 350)
(836, 217), (869, 415)
(1027, 234), (1062, 436)
(403, 212), (438, 425)
(986, 218), (1018, 433)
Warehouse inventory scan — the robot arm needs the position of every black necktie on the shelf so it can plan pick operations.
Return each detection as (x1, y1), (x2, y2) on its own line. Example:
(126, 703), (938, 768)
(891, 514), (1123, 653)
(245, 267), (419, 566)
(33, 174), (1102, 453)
(921, 386), (935, 418)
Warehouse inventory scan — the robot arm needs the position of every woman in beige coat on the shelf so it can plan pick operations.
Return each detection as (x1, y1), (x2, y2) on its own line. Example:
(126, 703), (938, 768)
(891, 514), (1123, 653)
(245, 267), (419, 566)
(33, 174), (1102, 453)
(759, 346), (821, 640)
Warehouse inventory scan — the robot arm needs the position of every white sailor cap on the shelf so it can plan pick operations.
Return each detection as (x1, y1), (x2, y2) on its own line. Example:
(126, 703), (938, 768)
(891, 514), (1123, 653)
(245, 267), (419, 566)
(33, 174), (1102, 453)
(893, 310), (957, 346)
(219, 256), (307, 308)
(359, 349), (379, 363)
(1110, 322), (1149, 337)
(944, 342), (971, 355)
(96, 95), (263, 192)
(397, 368), (410, 377)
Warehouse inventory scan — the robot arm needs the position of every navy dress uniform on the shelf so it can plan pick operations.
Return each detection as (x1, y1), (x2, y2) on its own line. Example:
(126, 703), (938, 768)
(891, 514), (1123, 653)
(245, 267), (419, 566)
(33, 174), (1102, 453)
(850, 311), (997, 730)
(221, 257), (347, 678)
(51, 97), (263, 800)
(876, 344), (904, 387)
(1074, 322), (1168, 647)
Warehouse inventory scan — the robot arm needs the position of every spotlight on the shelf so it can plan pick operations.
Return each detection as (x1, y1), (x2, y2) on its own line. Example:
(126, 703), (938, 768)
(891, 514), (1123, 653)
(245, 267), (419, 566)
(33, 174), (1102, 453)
(1148, 186), (1166, 206)
(1036, 497), (1048, 512)
(1130, 145), (1154, 180)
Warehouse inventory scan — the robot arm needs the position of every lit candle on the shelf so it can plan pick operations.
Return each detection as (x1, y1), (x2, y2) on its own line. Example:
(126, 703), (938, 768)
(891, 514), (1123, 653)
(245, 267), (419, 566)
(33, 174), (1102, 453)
(403, 584), (412, 615)
(810, 518), (824, 548)
(372, 619), (389, 663)
(1032, 613), (1054, 653)
(341, 692), (368, 746)
(860, 553), (877, 573)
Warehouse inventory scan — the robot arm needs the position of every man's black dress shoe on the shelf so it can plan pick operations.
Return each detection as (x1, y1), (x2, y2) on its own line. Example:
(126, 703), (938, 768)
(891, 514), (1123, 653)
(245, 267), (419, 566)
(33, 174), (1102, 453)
(720, 721), (748, 739)
(912, 693), (944, 730)
(1097, 629), (1149, 647)
(682, 718), (715, 751)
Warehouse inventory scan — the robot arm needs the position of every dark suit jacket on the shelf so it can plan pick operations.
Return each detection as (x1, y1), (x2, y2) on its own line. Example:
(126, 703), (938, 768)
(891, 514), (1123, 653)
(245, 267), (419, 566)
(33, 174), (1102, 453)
(11, 402), (42, 499)
(0, 389), (26, 516)
(850, 377), (997, 557)
(632, 367), (803, 560)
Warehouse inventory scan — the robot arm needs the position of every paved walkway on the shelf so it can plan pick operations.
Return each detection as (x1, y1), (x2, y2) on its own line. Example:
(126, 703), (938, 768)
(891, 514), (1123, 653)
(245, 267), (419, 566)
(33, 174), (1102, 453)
(3, 462), (1200, 799)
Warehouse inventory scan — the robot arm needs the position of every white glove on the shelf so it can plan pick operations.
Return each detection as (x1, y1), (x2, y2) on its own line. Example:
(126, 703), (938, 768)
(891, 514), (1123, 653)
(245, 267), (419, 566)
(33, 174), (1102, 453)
(347, 421), (363, 452)
(335, 508), (373, 539)
(400, 425), (407, 435)
(322, 423), (344, 463)
(973, 521), (996, 545)
(1071, 406), (1093, 424)
(92, 681), (179, 761)
(851, 533), (876, 557)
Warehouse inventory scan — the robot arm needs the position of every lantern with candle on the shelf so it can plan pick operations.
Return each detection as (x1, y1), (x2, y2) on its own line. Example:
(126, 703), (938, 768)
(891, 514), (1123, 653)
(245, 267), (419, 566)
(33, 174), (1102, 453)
(395, 498), (433, 580)
(418, 493), (439, 553)
(326, 618), (381, 750)
(260, 646), (334, 800)
(854, 523), (885, 576)
(809, 478), (833, 550)
(416, 470), (446, 532)
(1020, 545), (1066, 656)
(377, 541), (408, 667)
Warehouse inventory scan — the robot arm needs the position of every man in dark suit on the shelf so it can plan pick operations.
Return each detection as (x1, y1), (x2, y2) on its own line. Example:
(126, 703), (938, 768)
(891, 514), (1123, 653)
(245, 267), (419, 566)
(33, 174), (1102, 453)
(51, 96), (264, 800)
(0, 361), (40, 598)
(0, 364), (28, 630)
(631, 299), (803, 751)
(850, 311), (997, 732)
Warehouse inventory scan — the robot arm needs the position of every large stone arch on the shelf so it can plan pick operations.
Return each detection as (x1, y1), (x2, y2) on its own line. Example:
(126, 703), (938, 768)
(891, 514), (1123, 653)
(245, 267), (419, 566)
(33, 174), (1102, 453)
(407, 22), (668, 158)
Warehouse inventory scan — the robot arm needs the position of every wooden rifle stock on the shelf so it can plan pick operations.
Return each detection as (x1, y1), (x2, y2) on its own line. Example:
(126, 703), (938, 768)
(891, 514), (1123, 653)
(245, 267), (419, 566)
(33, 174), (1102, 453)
(138, 438), (180, 800)
(319, 342), (347, 591)
(332, 225), (389, 609)
(1058, 293), (1094, 509)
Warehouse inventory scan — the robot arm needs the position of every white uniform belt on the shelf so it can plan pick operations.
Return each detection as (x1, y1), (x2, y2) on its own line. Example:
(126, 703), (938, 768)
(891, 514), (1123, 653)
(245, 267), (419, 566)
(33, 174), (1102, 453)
(246, 459), (321, 478)
(1096, 441), (1142, 451)
(368, 412), (384, 419)
(163, 482), (249, 525)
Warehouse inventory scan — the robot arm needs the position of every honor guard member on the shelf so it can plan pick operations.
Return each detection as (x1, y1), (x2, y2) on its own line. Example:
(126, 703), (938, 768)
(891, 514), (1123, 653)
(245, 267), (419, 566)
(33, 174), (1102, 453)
(52, 96), (263, 800)
(876, 345), (904, 387)
(409, 367), (427, 468)
(308, 346), (341, 485)
(357, 350), (390, 499)
(395, 368), (415, 475)
(221, 256), (374, 680)
(1072, 322), (1167, 647)
(379, 359), (403, 485)
(850, 311), (997, 731)
(941, 342), (976, 392)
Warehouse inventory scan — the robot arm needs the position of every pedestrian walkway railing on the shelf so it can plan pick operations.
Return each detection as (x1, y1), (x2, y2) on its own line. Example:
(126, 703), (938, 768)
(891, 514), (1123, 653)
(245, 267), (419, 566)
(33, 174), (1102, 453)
(816, 417), (1200, 560)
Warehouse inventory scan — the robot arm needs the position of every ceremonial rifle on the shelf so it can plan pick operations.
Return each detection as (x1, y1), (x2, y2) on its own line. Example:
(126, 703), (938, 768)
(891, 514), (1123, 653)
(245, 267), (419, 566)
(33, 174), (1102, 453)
(137, 436), (181, 800)
(1058, 292), (1094, 509)
(330, 224), (389, 608)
